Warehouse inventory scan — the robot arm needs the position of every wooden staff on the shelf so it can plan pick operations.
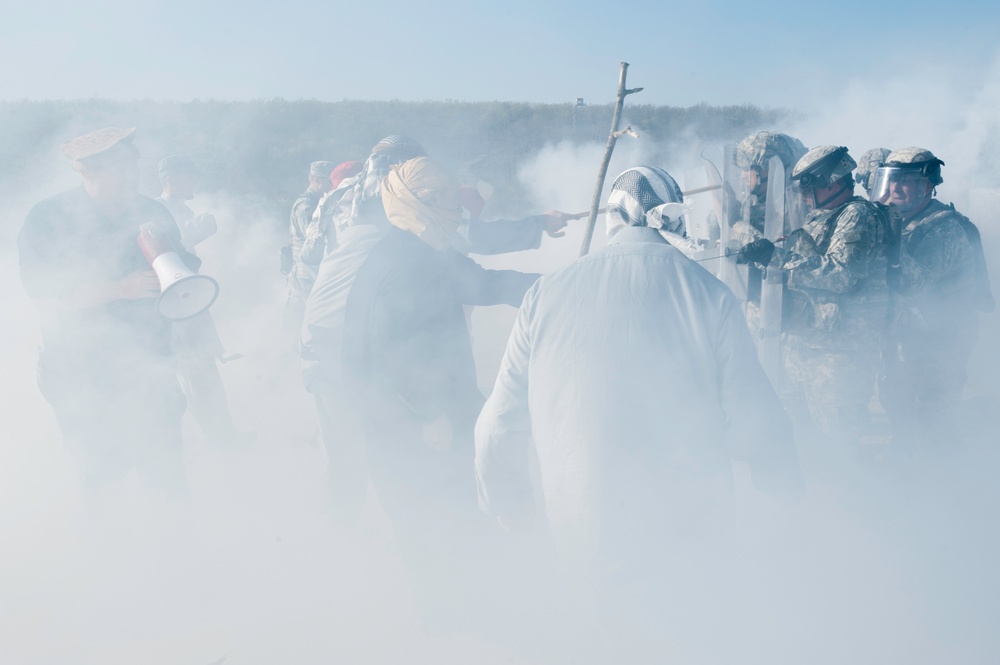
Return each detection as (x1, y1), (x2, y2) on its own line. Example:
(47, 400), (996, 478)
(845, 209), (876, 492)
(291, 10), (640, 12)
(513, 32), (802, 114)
(579, 62), (643, 257)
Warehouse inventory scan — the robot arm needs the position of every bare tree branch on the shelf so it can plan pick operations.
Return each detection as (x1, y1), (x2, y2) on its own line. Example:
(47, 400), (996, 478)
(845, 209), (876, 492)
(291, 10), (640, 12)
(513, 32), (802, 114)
(579, 62), (642, 257)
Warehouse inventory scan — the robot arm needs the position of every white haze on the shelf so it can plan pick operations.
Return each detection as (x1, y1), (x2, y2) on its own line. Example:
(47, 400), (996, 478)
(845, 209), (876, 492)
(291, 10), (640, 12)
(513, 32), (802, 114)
(1, 57), (1000, 665)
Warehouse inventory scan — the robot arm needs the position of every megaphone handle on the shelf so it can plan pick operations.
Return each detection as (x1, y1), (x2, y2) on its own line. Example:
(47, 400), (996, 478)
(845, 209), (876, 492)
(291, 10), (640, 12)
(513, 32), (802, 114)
(137, 223), (176, 264)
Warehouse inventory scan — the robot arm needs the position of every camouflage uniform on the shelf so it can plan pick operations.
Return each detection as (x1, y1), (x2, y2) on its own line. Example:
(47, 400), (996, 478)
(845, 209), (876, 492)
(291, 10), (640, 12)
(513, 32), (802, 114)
(730, 132), (806, 336)
(732, 131), (807, 241)
(778, 198), (890, 442)
(289, 188), (322, 300)
(881, 198), (993, 446)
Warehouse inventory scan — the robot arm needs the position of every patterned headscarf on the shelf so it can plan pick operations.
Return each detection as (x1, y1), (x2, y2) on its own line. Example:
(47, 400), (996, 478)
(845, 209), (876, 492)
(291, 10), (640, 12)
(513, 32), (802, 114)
(382, 157), (464, 251)
(331, 135), (426, 231)
(605, 166), (687, 240)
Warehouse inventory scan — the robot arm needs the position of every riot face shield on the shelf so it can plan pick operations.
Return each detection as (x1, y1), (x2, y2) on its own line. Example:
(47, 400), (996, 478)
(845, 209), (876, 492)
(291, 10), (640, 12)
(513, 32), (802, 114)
(718, 144), (748, 300)
(870, 166), (931, 211)
(788, 179), (815, 217)
(758, 156), (786, 388)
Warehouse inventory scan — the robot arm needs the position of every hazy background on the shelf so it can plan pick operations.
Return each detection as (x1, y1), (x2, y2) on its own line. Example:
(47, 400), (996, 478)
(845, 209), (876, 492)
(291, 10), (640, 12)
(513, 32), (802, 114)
(1, 3), (999, 663)
(1, 0), (997, 108)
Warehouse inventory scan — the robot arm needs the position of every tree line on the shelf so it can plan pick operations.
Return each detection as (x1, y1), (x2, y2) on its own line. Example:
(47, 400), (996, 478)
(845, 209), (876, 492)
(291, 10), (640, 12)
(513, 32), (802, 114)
(0, 99), (789, 222)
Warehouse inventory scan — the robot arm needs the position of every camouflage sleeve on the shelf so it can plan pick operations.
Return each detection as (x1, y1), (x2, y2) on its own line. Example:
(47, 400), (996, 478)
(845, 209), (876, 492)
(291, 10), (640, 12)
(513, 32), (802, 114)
(289, 198), (313, 243)
(898, 216), (976, 295)
(784, 203), (883, 294)
(300, 199), (331, 266)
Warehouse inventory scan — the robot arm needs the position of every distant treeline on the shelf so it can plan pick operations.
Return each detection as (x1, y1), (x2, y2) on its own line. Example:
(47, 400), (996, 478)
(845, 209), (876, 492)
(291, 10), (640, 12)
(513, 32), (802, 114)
(0, 99), (789, 220)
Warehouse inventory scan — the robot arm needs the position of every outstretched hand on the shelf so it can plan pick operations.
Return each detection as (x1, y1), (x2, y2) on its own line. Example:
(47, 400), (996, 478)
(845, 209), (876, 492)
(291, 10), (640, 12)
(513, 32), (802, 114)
(541, 210), (573, 238)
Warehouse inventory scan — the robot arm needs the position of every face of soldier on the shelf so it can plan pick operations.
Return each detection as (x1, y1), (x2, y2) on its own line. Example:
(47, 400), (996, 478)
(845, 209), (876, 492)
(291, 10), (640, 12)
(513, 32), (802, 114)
(888, 175), (932, 214)
(309, 175), (333, 194)
(741, 167), (768, 198)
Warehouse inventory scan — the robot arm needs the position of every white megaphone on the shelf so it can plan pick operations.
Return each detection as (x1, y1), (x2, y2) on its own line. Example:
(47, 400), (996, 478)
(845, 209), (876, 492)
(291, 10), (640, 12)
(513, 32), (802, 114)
(137, 223), (219, 320)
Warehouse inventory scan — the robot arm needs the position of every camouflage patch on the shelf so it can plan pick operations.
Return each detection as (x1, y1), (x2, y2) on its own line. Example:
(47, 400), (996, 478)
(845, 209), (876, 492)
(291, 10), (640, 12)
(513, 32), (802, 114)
(736, 131), (807, 171)
(855, 148), (891, 191)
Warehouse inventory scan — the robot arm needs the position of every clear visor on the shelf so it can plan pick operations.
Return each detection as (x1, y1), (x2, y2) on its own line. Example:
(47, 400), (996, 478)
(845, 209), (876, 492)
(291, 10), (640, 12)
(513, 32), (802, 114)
(788, 179), (816, 214)
(869, 166), (925, 204)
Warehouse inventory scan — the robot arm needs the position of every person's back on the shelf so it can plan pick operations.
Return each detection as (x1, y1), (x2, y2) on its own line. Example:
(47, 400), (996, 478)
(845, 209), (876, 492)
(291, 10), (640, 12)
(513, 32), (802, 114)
(490, 228), (785, 555)
(476, 167), (797, 576)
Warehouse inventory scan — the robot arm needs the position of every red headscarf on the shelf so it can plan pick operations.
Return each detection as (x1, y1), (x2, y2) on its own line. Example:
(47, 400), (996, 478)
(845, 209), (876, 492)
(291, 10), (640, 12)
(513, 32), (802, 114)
(329, 160), (363, 189)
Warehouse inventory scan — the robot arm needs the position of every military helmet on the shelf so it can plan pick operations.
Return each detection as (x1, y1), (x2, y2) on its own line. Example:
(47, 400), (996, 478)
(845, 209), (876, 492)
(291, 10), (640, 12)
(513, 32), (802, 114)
(854, 148), (891, 192)
(884, 147), (944, 186)
(791, 145), (857, 190)
(735, 131), (807, 171)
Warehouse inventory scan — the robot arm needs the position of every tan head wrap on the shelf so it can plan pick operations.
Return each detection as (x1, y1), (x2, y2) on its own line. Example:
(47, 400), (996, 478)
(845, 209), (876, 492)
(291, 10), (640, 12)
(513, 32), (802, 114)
(381, 157), (463, 251)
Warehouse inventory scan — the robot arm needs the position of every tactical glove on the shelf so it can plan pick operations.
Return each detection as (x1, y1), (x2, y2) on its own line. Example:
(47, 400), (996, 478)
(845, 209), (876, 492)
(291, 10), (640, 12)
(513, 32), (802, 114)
(736, 238), (775, 266)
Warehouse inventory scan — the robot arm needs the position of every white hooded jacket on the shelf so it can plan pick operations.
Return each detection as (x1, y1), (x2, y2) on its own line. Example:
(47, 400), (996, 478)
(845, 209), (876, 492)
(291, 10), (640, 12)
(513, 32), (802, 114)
(475, 226), (797, 570)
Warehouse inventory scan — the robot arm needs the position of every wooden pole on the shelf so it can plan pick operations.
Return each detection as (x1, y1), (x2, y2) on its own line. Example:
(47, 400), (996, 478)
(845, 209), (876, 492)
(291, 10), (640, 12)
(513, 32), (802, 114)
(578, 62), (643, 257)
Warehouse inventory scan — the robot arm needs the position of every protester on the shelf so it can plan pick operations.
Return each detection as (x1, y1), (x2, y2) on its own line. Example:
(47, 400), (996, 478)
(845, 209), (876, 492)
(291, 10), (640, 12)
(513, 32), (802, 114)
(301, 138), (540, 519)
(18, 127), (196, 493)
(475, 165), (801, 653)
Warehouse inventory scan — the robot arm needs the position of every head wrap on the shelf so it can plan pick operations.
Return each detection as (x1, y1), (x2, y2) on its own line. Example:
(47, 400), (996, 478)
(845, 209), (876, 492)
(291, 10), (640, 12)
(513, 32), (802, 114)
(381, 157), (463, 251)
(605, 166), (687, 240)
(329, 160), (362, 189)
(331, 135), (426, 231)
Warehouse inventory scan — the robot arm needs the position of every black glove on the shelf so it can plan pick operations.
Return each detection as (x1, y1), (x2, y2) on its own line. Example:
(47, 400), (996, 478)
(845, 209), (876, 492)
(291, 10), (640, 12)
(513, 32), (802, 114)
(736, 238), (775, 266)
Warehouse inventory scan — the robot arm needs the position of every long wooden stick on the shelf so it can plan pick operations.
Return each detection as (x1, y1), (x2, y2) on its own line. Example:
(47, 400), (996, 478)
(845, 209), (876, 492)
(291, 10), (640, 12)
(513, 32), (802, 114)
(565, 208), (607, 221)
(579, 62), (643, 257)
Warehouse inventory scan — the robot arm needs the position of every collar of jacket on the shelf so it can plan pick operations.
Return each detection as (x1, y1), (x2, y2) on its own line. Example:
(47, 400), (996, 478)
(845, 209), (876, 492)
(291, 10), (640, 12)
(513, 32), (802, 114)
(607, 225), (671, 246)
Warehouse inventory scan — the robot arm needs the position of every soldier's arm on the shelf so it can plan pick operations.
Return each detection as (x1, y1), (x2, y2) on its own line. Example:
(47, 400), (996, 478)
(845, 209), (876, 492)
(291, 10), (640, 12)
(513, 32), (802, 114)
(289, 199), (313, 241)
(785, 205), (879, 294)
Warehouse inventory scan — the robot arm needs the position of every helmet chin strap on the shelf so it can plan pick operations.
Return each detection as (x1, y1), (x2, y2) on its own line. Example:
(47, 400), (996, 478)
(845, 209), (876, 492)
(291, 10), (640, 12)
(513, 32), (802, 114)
(814, 177), (852, 209)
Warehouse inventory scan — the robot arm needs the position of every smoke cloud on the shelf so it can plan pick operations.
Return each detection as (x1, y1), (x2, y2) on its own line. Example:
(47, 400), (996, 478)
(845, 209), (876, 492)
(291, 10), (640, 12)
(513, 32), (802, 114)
(2, 52), (1000, 664)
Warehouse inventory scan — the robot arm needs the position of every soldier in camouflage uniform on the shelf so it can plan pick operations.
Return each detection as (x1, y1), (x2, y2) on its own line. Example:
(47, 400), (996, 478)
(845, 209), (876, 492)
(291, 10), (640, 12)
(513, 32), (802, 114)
(285, 160), (335, 332)
(738, 146), (891, 448)
(872, 148), (994, 449)
(731, 131), (807, 244)
(729, 132), (807, 336)
(854, 148), (891, 200)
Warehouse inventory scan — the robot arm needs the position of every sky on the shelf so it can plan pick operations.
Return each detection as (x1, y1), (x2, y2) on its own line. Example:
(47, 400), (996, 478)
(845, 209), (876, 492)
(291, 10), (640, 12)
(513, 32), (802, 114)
(2, 0), (999, 109)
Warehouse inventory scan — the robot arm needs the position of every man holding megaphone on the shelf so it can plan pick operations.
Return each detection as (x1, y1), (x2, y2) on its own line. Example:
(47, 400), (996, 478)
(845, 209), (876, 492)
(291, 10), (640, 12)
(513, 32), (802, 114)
(18, 127), (206, 494)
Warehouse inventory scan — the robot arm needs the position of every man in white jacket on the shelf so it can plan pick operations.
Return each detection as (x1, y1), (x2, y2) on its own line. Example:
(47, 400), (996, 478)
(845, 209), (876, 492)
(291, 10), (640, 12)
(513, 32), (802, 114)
(475, 167), (801, 640)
